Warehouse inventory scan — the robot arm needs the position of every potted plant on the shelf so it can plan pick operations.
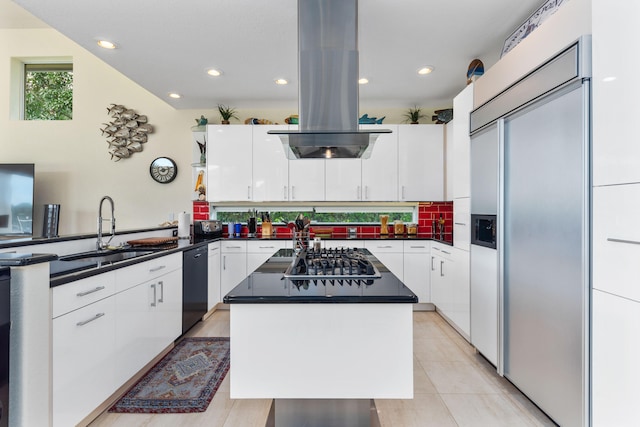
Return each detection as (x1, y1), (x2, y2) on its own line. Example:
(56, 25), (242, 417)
(217, 104), (238, 124)
(403, 106), (426, 124)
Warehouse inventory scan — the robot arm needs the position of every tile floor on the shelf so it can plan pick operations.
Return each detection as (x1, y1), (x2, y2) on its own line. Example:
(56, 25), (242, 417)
(90, 309), (556, 427)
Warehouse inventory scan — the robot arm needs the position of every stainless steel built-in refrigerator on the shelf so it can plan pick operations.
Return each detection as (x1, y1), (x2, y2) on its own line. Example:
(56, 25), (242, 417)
(470, 38), (590, 427)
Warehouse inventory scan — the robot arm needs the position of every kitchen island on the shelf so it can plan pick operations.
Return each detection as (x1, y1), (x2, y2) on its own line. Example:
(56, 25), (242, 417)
(224, 248), (417, 426)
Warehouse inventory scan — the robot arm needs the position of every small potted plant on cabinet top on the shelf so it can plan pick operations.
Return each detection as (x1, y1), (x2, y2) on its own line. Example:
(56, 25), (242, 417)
(403, 106), (426, 124)
(217, 104), (238, 124)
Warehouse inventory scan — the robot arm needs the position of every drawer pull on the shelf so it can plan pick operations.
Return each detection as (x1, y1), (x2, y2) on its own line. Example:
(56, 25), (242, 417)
(377, 245), (393, 249)
(442, 250), (451, 255)
(225, 246), (242, 249)
(259, 246), (275, 249)
(76, 286), (106, 297)
(454, 222), (466, 226)
(209, 247), (219, 252)
(409, 245), (426, 249)
(76, 312), (105, 326)
(607, 238), (640, 246)
(149, 265), (166, 272)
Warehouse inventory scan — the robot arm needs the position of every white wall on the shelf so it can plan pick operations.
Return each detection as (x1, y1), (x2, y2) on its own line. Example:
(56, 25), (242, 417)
(473, 0), (592, 107)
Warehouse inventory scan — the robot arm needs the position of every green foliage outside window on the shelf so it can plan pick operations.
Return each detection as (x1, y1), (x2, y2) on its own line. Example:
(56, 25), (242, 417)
(217, 211), (412, 225)
(24, 64), (73, 120)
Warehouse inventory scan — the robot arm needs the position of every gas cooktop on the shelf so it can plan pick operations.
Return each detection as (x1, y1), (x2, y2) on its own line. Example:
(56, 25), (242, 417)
(283, 247), (382, 280)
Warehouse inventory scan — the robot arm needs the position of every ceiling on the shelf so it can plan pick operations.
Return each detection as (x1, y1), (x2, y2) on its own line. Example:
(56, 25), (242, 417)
(5, 0), (542, 110)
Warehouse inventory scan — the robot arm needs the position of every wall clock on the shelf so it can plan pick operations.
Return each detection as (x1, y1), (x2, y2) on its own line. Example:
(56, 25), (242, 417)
(149, 157), (177, 184)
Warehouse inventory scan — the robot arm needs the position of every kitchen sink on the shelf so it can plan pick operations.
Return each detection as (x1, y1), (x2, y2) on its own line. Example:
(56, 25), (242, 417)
(58, 248), (156, 263)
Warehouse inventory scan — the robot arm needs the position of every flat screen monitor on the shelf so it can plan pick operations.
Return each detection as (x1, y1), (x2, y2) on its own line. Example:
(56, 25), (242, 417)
(0, 164), (34, 236)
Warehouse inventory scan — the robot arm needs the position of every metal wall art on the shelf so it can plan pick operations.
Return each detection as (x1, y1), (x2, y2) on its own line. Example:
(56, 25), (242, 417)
(101, 104), (154, 161)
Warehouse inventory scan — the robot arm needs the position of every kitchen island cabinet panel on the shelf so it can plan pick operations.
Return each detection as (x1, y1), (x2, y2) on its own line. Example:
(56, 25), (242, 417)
(207, 125), (253, 201)
(361, 124), (399, 201)
(398, 124), (444, 201)
(53, 296), (117, 427)
(253, 125), (289, 201)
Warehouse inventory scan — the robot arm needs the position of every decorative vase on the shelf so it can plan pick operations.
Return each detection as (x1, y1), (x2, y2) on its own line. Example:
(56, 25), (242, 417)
(221, 120), (230, 125)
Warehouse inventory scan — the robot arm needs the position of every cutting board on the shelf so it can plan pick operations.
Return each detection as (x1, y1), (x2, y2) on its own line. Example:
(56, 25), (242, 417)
(127, 236), (178, 246)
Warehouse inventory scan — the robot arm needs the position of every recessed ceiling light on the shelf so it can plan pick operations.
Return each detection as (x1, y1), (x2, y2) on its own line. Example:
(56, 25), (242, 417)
(358, 78), (369, 84)
(207, 68), (222, 77)
(417, 66), (434, 75)
(274, 78), (288, 85)
(168, 93), (181, 99)
(97, 40), (116, 49)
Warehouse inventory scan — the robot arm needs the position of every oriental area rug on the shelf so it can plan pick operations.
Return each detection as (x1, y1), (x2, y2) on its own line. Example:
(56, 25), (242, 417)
(109, 337), (230, 413)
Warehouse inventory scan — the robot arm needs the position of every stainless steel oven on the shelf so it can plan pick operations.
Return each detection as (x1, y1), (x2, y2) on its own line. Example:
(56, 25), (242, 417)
(471, 214), (496, 249)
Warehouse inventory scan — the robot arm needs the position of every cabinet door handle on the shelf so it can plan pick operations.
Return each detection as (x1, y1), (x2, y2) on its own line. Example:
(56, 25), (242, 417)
(431, 256), (435, 271)
(76, 286), (106, 297)
(158, 280), (164, 303)
(76, 312), (105, 327)
(291, 186), (296, 200)
(247, 186), (251, 200)
(454, 222), (466, 226)
(284, 186), (287, 199)
(357, 185), (361, 200)
(149, 265), (166, 272)
(223, 255), (226, 270)
(365, 186), (369, 200)
(402, 186), (405, 199)
(440, 260), (444, 277)
(194, 253), (202, 259)
(607, 237), (640, 246)
(151, 283), (157, 307)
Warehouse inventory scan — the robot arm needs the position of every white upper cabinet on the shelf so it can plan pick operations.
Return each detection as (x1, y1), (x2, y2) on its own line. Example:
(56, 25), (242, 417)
(452, 84), (473, 198)
(287, 125), (326, 201)
(398, 124), (444, 201)
(252, 125), (289, 201)
(207, 125), (253, 201)
(289, 159), (325, 201)
(325, 158), (362, 201)
(592, 1), (640, 186)
(361, 124), (399, 201)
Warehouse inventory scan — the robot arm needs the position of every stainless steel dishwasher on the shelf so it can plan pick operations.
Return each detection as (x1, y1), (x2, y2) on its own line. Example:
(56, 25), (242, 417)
(182, 245), (208, 334)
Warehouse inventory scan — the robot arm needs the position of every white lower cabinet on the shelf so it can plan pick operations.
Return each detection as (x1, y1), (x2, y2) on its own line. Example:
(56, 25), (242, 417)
(52, 253), (183, 427)
(593, 289), (640, 426)
(53, 296), (117, 427)
(403, 241), (430, 303)
(364, 240), (404, 280)
(247, 240), (287, 274)
(115, 266), (182, 387)
(430, 243), (453, 314)
(431, 243), (469, 337)
(221, 241), (248, 298)
(470, 244), (498, 365)
(208, 241), (221, 310)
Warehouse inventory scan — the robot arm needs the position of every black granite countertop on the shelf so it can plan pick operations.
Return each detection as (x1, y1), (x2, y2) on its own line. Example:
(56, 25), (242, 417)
(0, 252), (58, 267)
(223, 249), (418, 304)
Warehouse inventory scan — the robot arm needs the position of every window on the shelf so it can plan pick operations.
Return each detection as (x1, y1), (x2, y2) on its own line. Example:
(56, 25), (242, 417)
(213, 206), (415, 225)
(23, 63), (73, 120)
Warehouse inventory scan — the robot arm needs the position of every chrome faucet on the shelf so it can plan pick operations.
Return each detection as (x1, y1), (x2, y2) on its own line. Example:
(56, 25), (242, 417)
(97, 196), (116, 250)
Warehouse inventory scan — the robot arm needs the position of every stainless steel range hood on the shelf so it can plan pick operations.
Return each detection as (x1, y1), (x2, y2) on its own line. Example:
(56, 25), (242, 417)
(269, 0), (391, 159)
